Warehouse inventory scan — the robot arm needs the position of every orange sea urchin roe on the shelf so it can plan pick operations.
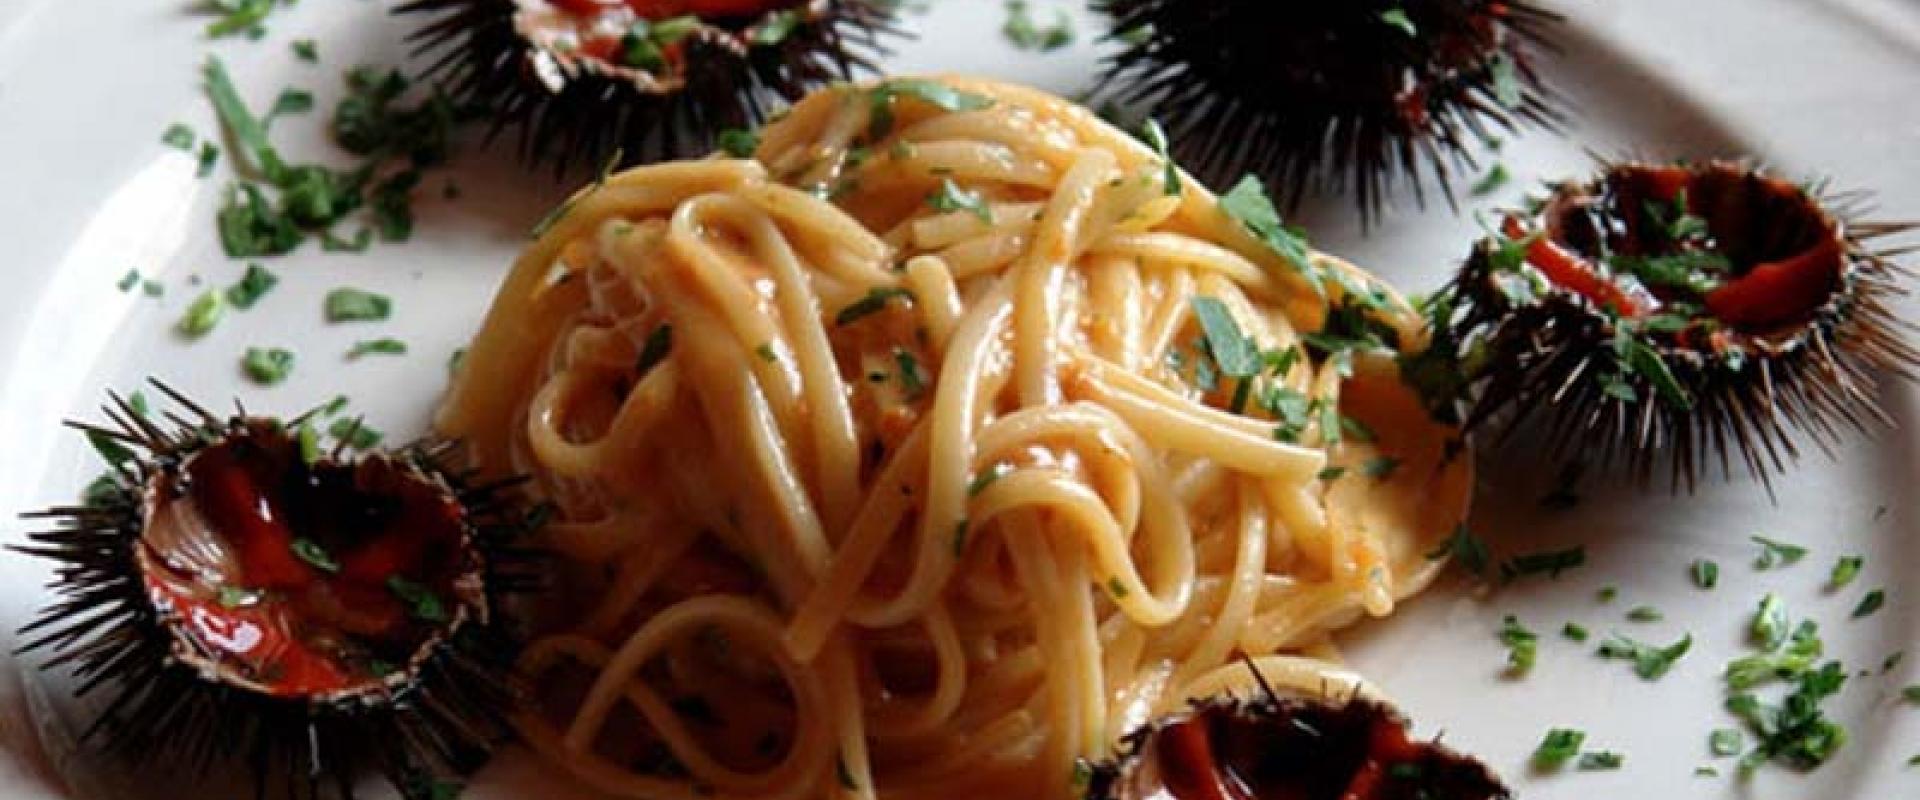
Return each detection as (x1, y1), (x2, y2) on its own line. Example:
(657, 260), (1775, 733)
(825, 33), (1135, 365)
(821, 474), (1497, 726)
(137, 426), (473, 697)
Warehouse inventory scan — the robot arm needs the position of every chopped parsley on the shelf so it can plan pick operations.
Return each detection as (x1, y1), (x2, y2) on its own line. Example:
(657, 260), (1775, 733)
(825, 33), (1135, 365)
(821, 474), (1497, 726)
(864, 79), (995, 142)
(928, 178), (993, 223)
(1598, 585), (1618, 603)
(1725, 661), (1848, 773)
(751, 9), (803, 46)
(1107, 577), (1128, 598)
(1578, 752), (1624, 771)
(1562, 622), (1589, 642)
(290, 538), (340, 573)
(386, 576), (447, 623)
(1710, 728), (1744, 757)
(324, 288), (392, 322)
(893, 349), (927, 397)
(1499, 615), (1538, 676)
(1598, 632), (1692, 679)
(1219, 175), (1318, 292)
(224, 263), (278, 309)
(1190, 297), (1262, 379)
(162, 124), (196, 151)
(1002, 0), (1074, 52)
(1470, 163), (1511, 196)
(836, 287), (915, 326)
(202, 56), (453, 258)
(717, 129), (760, 158)
(1532, 728), (1585, 770)
(1316, 466), (1348, 481)
(1751, 535), (1808, 569)
(328, 416), (383, 450)
(242, 347), (295, 385)
(1139, 119), (1181, 196)
(1379, 8), (1418, 36)
(1498, 545), (1586, 582)
(201, 0), (282, 40)
(292, 39), (317, 63)
(1425, 524), (1490, 578)
(967, 464), (1010, 497)
(1828, 555), (1863, 589)
(216, 586), (259, 608)
(177, 290), (227, 338)
(1691, 558), (1720, 589)
(1626, 606), (1664, 623)
(117, 269), (142, 293)
(1851, 589), (1885, 619)
(348, 338), (408, 359)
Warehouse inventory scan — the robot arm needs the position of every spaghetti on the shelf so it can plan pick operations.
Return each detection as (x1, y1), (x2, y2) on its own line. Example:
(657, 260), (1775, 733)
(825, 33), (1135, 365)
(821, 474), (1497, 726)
(435, 76), (1471, 800)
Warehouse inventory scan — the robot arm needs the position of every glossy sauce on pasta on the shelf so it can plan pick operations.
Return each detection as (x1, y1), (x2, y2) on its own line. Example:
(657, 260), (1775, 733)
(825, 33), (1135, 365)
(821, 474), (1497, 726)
(435, 76), (1470, 800)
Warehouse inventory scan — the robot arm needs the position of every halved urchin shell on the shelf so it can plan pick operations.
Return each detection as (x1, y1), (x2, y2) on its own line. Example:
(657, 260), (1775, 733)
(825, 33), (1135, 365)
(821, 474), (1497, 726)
(397, 0), (899, 175)
(1423, 160), (1919, 490)
(13, 383), (542, 798)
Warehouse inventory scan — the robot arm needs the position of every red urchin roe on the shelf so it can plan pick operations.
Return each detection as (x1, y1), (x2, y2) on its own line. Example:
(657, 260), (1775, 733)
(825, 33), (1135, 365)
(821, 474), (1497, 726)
(1516, 164), (1845, 333)
(1117, 699), (1507, 800)
(549, 0), (795, 21)
(136, 424), (474, 698)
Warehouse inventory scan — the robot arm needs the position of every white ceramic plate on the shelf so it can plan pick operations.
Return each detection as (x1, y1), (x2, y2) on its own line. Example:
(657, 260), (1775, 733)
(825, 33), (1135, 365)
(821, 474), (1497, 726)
(1, 1), (1916, 797)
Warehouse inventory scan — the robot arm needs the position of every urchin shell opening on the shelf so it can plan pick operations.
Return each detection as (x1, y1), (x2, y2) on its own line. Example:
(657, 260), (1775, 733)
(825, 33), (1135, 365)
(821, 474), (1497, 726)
(1431, 161), (1920, 489)
(135, 420), (489, 704)
(1087, 692), (1510, 800)
(514, 0), (821, 94)
(398, 0), (898, 173)
(13, 384), (541, 798)
(1090, 0), (1564, 221)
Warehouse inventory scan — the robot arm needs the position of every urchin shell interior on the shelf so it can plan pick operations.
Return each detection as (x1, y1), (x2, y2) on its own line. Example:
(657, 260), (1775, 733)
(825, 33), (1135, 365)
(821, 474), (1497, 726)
(397, 0), (897, 174)
(1427, 161), (1919, 490)
(13, 385), (539, 798)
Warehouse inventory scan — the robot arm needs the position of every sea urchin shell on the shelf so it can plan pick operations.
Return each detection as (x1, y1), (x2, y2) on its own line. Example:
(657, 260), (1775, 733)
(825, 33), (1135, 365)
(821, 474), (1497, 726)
(1424, 160), (1919, 490)
(1091, 0), (1562, 221)
(13, 383), (541, 799)
(397, 0), (898, 175)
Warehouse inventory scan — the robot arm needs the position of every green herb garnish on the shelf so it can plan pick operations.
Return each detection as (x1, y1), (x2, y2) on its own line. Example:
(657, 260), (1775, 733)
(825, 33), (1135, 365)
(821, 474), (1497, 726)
(324, 288), (392, 322)
(894, 349), (927, 397)
(225, 263), (279, 309)
(1828, 556), (1863, 589)
(291, 538), (340, 573)
(1500, 615), (1538, 676)
(1578, 752), (1624, 771)
(1499, 545), (1585, 582)
(1220, 175), (1319, 292)
(162, 124), (196, 151)
(292, 39), (317, 63)
(1598, 632), (1693, 679)
(1425, 524), (1490, 578)
(718, 129), (761, 158)
(837, 287), (915, 326)
(1627, 606), (1664, 623)
(386, 576), (447, 623)
(328, 416), (383, 450)
(1751, 535), (1807, 569)
(1378, 7), (1417, 36)
(242, 347), (295, 385)
(865, 79), (995, 142)
(1691, 558), (1720, 589)
(1140, 119), (1182, 196)
(348, 338), (408, 359)
(1562, 622), (1589, 642)
(928, 178), (993, 223)
(177, 290), (227, 338)
(1710, 728), (1744, 757)
(1532, 728), (1585, 770)
(1852, 589), (1885, 619)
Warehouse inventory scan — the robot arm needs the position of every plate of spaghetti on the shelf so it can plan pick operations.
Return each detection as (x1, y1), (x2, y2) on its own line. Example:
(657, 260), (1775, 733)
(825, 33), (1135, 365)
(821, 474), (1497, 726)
(0, 2), (1916, 800)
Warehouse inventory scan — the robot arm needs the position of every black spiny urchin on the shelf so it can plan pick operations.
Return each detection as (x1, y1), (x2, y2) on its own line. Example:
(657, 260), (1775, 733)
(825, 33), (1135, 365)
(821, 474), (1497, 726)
(13, 382), (543, 799)
(1086, 664), (1508, 799)
(1091, 0), (1562, 222)
(397, 0), (898, 175)
(1416, 161), (1919, 492)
